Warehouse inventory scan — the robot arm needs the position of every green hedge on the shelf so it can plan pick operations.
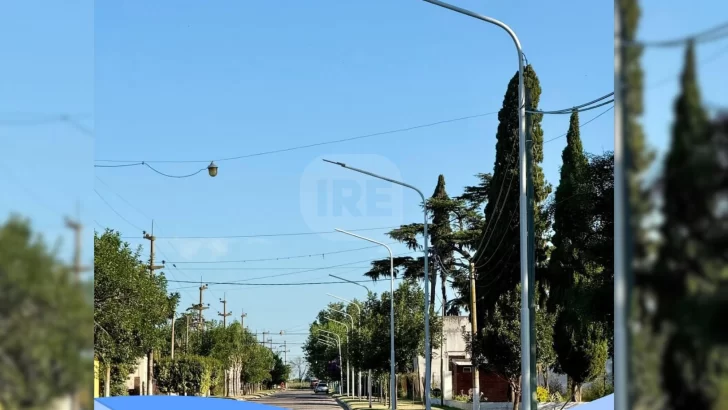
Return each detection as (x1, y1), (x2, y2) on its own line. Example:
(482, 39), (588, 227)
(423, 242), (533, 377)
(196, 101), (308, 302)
(154, 355), (223, 396)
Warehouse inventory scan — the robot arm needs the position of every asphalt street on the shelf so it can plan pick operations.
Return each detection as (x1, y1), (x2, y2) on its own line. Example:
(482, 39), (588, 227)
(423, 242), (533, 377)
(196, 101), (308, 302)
(249, 389), (343, 409)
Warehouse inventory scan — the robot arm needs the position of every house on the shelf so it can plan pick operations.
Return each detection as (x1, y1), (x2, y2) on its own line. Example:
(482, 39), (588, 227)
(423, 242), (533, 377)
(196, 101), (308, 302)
(125, 356), (150, 395)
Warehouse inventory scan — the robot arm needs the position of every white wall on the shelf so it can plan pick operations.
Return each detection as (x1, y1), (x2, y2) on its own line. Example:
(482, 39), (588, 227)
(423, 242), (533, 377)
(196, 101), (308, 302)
(416, 316), (471, 400)
(125, 356), (149, 393)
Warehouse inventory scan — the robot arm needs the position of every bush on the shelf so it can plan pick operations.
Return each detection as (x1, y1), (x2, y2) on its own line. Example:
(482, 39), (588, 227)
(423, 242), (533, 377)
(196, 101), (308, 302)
(154, 355), (223, 396)
(582, 379), (614, 402)
(454, 394), (469, 402)
(536, 386), (550, 402)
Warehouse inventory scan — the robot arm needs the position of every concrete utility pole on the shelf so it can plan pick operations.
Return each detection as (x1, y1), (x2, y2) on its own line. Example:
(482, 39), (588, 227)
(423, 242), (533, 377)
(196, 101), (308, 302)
(185, 314), (190, 353)
(469, 262), (480, 409)
(218, 294), (231, 328)
(171, 314), (176, 360)
(65, 212), (89, 410)
(143, 225), (165, 396)
(189, 284), (209, 331)
(241, 310), (247, 329)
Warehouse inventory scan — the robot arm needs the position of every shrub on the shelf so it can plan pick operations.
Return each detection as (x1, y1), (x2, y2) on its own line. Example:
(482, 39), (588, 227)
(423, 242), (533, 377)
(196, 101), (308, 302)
(582, 379), (614, 402)
(536, 386), (550, 402)
(454, 394), (469, 402)
(153, 355), (223, 396)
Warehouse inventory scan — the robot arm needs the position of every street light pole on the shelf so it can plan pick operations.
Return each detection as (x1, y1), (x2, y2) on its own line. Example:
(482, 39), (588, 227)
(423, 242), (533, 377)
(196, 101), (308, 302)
(318, 330), (343, 395)
(329, 307), (357, 398)
(329, 274), (371, 294)
(325, 316), (351, 397)
(327, 293), (365, 402)
(420, 1), (531, 408)
(335, 228), (397, 410)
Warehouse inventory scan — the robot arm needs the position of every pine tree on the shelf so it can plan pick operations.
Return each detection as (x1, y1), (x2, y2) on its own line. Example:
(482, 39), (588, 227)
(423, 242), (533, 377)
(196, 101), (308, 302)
(430, 175), (454, 312)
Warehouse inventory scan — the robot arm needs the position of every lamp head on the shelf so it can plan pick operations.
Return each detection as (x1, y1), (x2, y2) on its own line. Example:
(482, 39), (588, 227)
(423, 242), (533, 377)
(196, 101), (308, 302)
(207, 161), (218, 177)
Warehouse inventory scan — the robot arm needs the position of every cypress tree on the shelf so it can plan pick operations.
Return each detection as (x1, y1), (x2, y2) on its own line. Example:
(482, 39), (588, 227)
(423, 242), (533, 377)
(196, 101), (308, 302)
(548, 111), (608, 402)
(653, 41), (727, 410)
(473, 65), (551, 317)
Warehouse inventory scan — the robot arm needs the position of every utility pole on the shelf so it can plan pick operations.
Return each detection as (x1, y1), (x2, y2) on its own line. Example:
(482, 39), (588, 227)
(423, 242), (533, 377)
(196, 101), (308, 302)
(190, 284), (209, 331)
(143, 226), (165, 396)
(241, 310), (247, 329)
(171, 314), (176, 360)
(218, 294), (231, 328)
(65, 211), (88, 410)
(185, 314), (190, 354)
(469, 261), (479, 409)
(441, 301), (445, 407)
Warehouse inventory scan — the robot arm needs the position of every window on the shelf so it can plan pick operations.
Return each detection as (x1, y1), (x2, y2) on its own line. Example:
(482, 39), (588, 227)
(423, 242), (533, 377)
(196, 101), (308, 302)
(463, 367), (472, 373)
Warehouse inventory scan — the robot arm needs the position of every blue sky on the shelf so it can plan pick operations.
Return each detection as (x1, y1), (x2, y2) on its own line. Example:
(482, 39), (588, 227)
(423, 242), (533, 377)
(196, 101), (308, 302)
(0, 0), (725, 362)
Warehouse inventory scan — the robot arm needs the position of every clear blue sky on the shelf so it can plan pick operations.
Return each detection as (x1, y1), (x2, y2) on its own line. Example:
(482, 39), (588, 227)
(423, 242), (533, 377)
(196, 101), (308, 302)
(1, 0), (725, 362)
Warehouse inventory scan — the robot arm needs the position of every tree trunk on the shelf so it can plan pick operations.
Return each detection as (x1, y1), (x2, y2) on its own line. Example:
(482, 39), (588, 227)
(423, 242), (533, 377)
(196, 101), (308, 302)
(104, 364), (111, 397)
(572, 382), (582, 402)
(147, 350), (154, 395)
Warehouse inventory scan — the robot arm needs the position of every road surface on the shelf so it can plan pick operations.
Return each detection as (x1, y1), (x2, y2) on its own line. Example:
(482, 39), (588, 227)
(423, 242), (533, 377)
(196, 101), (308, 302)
(249, 389), (343, 409)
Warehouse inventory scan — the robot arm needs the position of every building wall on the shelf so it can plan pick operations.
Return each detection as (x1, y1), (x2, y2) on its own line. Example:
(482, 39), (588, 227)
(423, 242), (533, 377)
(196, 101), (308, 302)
(125, 356), (149, 394)
(94, 359), (100, 398)
(416, 316), (471, 400)
(452, 365), (510, 402)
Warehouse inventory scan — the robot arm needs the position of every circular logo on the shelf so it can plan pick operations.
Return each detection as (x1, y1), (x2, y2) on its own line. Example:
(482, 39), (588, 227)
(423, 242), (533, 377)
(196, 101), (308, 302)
(300, 154), (404, 241)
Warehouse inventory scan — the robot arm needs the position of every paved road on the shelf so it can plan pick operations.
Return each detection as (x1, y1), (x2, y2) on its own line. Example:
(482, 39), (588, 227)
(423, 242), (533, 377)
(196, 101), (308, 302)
(249, 389), (343, 409)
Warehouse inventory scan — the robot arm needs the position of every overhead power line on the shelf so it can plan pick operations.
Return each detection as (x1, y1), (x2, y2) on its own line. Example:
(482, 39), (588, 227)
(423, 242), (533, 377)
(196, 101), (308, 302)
(166, 279), (386, 286)
(166, 242), (398, 264)
(629, 20), (728, 48)
(121, 226), (397, 240)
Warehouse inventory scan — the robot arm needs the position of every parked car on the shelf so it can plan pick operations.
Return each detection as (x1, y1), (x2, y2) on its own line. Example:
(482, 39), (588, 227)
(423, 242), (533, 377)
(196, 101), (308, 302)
(314, 382), (329, 394)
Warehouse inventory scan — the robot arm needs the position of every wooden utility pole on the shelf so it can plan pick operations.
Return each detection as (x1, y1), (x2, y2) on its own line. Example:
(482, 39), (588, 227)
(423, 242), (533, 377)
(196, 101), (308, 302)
(218, 294), (231, 328)
(469, 261), (479, 408)
(143, 226), (165, 396)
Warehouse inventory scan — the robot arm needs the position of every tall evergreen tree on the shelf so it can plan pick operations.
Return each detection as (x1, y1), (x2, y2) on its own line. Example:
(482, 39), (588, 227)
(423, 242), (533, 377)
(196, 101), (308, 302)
(431, 175), (454, 313)
(472, 64), (551, 324)
(618, 0), (661, 407)
(653, 41), (728, 410)
(547, 111), (609, 402)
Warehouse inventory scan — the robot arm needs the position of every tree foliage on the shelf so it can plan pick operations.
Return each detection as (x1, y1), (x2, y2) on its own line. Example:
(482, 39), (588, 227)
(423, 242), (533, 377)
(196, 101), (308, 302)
(0, 216), (93, 409)
(94, 228), (175, 393)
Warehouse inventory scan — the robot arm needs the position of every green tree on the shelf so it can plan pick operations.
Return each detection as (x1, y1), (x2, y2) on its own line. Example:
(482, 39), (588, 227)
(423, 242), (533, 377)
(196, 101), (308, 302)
(651, 42), (728, 410)
(269, 354), (291, 387)
(477, 283), (554, 410)
(94, 228), (173, 396)
(0, 216), (92, 409)
(617, 0), (660, 406)
(473, 65), (551, 317)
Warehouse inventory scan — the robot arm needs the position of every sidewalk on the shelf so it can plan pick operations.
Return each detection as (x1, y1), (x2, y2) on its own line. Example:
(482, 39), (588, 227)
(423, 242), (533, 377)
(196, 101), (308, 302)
(228, 389), (278, 400)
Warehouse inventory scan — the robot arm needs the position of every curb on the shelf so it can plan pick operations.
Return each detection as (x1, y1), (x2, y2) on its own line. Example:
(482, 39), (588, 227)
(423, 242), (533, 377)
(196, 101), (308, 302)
(334, 396), (352, 410)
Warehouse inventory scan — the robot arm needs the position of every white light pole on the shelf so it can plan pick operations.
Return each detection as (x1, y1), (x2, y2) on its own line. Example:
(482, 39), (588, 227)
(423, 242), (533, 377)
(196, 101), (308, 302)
(329, 307), (357, 398)
(330, 274), (371, 294)
(325, 317), (351, 397)
(318, 330), (343, 394)
(421, 1), (530, 408)
(334, 228), (398, 410)
(324, 159), (432, 410)
(318, 337), (340, 393)
(327, 293), (366, 404)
